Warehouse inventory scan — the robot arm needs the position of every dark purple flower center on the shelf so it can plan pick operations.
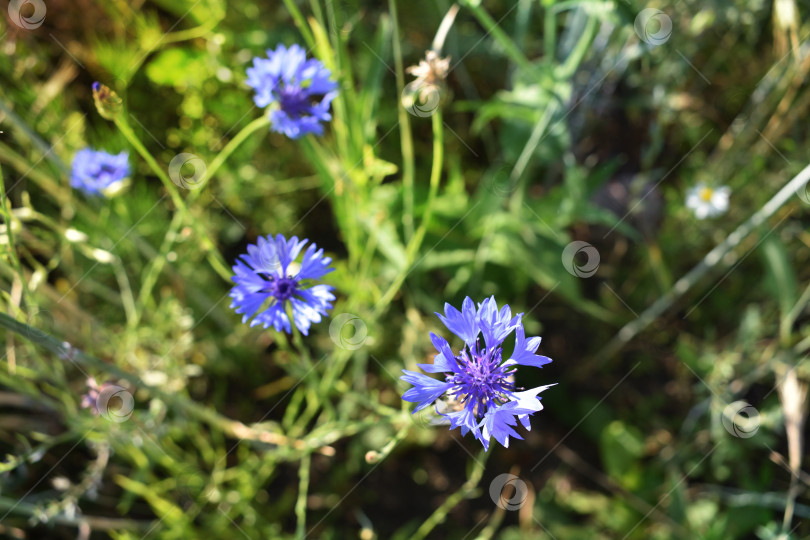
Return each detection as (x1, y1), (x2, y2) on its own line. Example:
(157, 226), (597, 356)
(264, 276), (298, 301)
(278, 85), (312, 118)
(97, 163), (120, 179)
(447, 342), (514, 418)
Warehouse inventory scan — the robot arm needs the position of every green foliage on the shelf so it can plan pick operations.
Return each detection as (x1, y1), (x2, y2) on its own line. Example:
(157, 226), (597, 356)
(0, 0), (809, 538)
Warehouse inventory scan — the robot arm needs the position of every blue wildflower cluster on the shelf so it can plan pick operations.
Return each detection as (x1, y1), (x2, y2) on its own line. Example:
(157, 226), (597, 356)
(75, 41), (555, 452)
(246, 44), (338, 139)
(70, 148), (130, 197)
(401, 297), (555, 450)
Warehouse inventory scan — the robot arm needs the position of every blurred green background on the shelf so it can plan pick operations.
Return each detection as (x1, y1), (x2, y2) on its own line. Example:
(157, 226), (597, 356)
(1, 0), (809, 538)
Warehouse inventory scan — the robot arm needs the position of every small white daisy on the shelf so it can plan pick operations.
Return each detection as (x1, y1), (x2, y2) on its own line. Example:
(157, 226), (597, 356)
(686, 184), (730, 219)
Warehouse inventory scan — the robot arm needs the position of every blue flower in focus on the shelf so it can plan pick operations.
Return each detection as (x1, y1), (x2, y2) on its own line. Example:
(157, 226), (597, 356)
(70, 148), (130, 196)
(401, 297), (555, 450)
(246, 44), (338, 139)
(229, 234), (335, 335)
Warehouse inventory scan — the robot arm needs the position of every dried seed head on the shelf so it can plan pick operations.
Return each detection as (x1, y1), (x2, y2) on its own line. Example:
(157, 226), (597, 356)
(406, 50), (450, 86)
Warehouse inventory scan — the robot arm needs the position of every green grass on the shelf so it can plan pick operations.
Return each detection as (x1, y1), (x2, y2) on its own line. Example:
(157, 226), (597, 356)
(1, 0), (809, 538)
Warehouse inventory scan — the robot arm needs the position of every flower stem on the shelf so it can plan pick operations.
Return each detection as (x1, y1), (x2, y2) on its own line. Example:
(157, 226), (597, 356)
(290, 315), (314, 370)
(295, 452), (311, 539)
(193, 115), (271, 195)
(372, 423), (410, 463)
(558, 9), (598, 79)
(0, 165), (29, 304)
(374, 110), (443, 316)
(543, 1), (556, 62)
(282, 0), (316, 49)
(135, 211), (184, 317)
(412, 448), (489, 540)
(460, 1), (532, 71)
(508, 101), (558, 213)
(388, 0), (416, 243)
(508, 8), (596, 211)
(113, 116), (231, 282)
(0, 310), (332, 455)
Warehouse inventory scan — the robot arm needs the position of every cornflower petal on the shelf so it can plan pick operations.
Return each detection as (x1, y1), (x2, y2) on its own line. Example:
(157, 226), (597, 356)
(297, 244), (335, 280)
(504, 326), (553, 368)
(443, 405), (482, 441)
(228, 234), (334, 335)
(401, 370), (454, 412)
(417, 332), (460, 373)
(401, 298), (555, 450)
(477, 296), (521, 348)
(479, 404), (530, 450)
(436, 297), (479, 347)
(246, 44), (338, 139)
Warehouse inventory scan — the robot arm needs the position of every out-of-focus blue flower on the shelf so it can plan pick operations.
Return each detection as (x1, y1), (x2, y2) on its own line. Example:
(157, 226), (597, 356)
(229, 234), (335, 335)
(401, 297), (555, 450)
(70, 148), (130, 196)
(246, 44), (338, 139)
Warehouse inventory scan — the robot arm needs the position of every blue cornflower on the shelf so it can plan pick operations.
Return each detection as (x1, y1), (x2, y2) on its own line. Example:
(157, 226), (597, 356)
(70, 148), (130, 196)
(401, 297), (555, 450)
(229, 234), (335, 335)
(246, 44), (338, 139)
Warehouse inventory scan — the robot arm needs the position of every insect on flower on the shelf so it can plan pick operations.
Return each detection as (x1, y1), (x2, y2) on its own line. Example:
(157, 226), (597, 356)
(229, 234), (335, 335)
(401, 297), (555, 450)
(246, 44), (338, 139)
(70, 148), (130, 197)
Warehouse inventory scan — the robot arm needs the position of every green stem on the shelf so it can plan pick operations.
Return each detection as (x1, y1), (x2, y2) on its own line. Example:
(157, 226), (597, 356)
(514, 0), (532, 52)
(369, 423), (410, 464)
(374, 111), (443, 316)
(783, 280), (810, 345)
(0, 99), (68, 174)
(283, 386), (309, 432)
(0, 497), (151, 531)
(645, 240), (672, 294)
(543, 1), (556, 62)
(462, 1), (533, 71)
(509, 9), (595, 211)
(113, 116), (231, 282)
(0, 311), (315, 454)
(559, 10), (598, 78)
(112, 258), (137, 328)
(295, 452), (311, 539)
(194, 116), (270, 194)
(0, 166), (29, 303)
(356, 224), (380, 297)
(412, 448), (489, 540)
(135, 211), (184, 318)
(316, 343), (351, 394)
(308, 0), (326, 35)
(289, 316), (314, 370)
(388, 0), (416, 243)
(298, 137), (362, 268)
(163, 20), (220, 45)
(508, 102), (557, 213)
(282, 0), (316, 49)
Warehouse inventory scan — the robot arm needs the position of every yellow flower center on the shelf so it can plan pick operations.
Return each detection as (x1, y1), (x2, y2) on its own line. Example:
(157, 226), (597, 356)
(699, 187), (714, 202)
